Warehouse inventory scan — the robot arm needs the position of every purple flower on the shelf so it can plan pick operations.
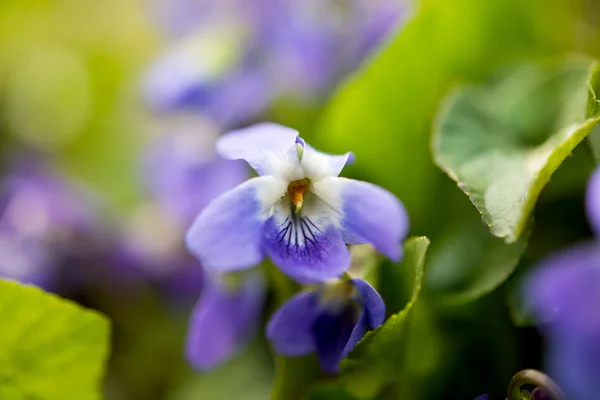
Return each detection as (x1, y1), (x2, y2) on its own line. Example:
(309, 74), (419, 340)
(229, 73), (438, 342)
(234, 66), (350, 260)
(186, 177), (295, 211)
(118, 119), (247, 297)
(0, 165), (95, 289)
(185, 123), (409, 284)
(474, 396), (488, 400)
(186, 271), (265, 370)
(144, 118), (248, 225)
(266, 278), (384, 373)
(143, 1), (409, 123)
(524, 167), (600, 400)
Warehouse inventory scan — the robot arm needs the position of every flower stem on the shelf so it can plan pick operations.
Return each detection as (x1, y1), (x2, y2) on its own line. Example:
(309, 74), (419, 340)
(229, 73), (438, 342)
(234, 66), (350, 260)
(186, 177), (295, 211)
(506, 369), (565, 400)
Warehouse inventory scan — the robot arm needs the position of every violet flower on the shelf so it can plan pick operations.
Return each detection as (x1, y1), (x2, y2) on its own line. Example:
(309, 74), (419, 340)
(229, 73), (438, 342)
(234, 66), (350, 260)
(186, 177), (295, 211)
(186, 271), (265, 370)
(0, 165), (94, 289)
(524, 167), (600, 400)
(266, 277), (384, 373)
(119, 120), (247, 292)
(144, 119), (247, 226)
(185, 123), (409, 284)
(143, 1), (409, 125)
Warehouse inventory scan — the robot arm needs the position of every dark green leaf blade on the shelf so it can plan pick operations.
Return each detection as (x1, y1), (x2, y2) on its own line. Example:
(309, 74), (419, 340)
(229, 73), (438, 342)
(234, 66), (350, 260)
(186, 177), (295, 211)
(433, 59), (600, 243)
(339, 237), (429, 399)
(0, 279), (110, 400)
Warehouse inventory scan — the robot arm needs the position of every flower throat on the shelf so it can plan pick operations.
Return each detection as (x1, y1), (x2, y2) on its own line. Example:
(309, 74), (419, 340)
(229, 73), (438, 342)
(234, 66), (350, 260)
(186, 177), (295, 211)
(287, 178), (310, 214)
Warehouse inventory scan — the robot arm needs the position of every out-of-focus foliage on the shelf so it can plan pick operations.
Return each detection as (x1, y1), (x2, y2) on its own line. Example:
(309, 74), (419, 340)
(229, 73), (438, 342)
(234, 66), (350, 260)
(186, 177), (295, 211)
(0, 0), (159, 211)
(317, 0), (577, 229)
(0, 279), (110, 400)
(168, 343), (273, 400)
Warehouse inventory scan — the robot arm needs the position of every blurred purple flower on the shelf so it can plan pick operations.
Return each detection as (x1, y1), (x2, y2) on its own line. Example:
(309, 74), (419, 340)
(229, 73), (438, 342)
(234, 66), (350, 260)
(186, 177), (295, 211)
(118, 118), (247, 300)
(474, 396), (488, 400)
(266, 278), (384, 373)
(0, 164), (95, 289)
(185, 123), (409, 284)
(143, 0), (409, 125)
(144, 118), (247, 225)
(524, 167), (600, 400)
(186, 271), (265, 370)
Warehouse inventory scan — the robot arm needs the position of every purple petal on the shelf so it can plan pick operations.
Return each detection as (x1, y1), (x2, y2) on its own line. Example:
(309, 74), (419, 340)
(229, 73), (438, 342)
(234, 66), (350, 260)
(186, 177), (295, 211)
(340, 312), (368, 361)
(547, 331), (600, 400)
(216, 123), (300, 177)
(186, 176), (286, 272)
(263, 210), (350, 284)
(474, 396), (488, 400)
(145, 130), (248, 225)
(525, 241), (600, 334)
(313, 177), (409, 260)
(186, 272), (265, 371)
(312, 305), (358, 373)
(142, 42), (214, 113)
(525, 241), (600, 400)
(266, 290), (320, 356)
(586, 166), (600, 235)
(351, 278), (386, 329)
(203, 69), (271, 128)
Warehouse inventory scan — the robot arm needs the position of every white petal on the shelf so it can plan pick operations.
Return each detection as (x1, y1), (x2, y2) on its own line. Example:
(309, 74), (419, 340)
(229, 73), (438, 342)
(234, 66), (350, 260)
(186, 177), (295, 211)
(216, 123), (303, 180)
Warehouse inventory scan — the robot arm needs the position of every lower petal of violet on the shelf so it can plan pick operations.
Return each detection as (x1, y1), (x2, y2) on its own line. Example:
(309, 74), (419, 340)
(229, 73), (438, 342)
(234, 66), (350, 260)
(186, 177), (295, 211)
(266, 290), (321, 356)
(312, 305), (358, 373)
(263, 213), (350, 284)
(186, 271), (265, 371)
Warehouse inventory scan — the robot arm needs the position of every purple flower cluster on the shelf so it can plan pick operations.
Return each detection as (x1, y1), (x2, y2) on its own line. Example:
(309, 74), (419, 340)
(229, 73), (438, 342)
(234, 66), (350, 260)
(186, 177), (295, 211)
(0, 162), (96, 290)
(143, 0), (409, 127)
(185, 122), (409, 371)
(524, 167), (600, 400)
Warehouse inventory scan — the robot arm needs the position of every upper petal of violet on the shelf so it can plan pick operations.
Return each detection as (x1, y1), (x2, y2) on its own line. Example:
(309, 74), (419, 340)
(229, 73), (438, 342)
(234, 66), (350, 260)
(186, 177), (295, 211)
(300, 142), (354, 181)
(216, 123), (301, 178)
(313, 177), (409, 261)
(185, 176), (287, 272)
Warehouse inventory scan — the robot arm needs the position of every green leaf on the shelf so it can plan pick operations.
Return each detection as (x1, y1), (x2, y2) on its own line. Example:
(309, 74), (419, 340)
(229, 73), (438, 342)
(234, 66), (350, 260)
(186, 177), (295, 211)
(307, 382), (358, 400)
(433, 58), (600, 243)
(426, 217), (529, 304)
(0, 279), (110, 400)
(316, 0), (577, 233)
(339, 237), (430, 399)
(168, 343), (273, 400)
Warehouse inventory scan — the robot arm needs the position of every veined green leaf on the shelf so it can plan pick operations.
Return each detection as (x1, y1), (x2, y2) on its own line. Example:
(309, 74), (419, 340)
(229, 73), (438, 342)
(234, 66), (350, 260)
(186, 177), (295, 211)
(0, 279), (110, 400)
(433, 58), (600, 243)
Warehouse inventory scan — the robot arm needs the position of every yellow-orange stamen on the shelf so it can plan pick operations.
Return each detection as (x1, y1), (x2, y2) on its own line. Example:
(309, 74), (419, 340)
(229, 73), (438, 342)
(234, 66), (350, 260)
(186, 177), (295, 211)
(287, 178), (309, 213)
